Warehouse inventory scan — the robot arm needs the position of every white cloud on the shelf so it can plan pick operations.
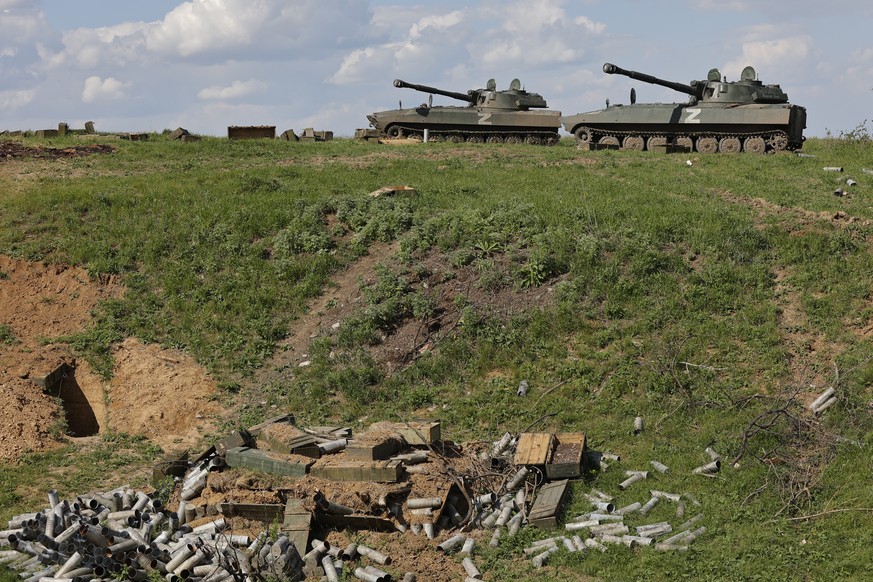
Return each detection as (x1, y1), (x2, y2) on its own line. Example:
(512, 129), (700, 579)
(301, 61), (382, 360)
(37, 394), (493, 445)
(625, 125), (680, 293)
(82, 76), (130, 103)
(692, 0), (751, 11)
(723, 35), (811, 81)
(0, 1), (48, 44)
(0, 0), (34, 8)
(198, 79), (267, 100)
(145, 0), (370, 58)
(499, 0), (567, 34)
(145, 0), (271, 57)
(409, 11), (464, 39)
(330, 47), (380, 85)
(47, 23), (149, 69)
(474, 0), (603, 67)
(574, 16), (605, 34)
(0, 88), (34, 110)
(330, 1), (606, 85)
(329, 7), (470, 85)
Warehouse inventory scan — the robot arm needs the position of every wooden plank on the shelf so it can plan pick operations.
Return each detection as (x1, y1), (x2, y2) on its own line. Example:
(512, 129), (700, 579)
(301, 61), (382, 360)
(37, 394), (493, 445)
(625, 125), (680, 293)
(514, 433), (554, 466)
(225, 447), (312, 477)
(545, 432), (586, 479)
(309, 460), (403, 483)
(529, 479), (570, 529)
(217, 502), (285, 522)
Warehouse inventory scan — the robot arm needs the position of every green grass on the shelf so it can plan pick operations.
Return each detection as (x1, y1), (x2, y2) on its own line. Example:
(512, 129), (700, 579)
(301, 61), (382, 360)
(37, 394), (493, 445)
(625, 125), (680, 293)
(0, 134), (871, 580)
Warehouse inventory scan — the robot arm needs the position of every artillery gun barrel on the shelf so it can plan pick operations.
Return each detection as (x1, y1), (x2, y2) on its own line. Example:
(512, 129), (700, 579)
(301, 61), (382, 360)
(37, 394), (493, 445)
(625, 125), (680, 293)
(602, 63), (703, 99)
(393, 79), (474, 104)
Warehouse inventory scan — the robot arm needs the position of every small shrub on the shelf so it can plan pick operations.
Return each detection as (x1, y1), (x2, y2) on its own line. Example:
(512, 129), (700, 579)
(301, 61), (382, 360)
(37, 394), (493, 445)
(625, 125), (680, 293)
(0, 323), (18, 345)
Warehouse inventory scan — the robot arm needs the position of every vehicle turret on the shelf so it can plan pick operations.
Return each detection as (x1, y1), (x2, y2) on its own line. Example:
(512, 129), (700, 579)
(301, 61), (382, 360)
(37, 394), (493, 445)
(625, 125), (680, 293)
(603, 62), (789, 105)
(394, 78), (549, 110)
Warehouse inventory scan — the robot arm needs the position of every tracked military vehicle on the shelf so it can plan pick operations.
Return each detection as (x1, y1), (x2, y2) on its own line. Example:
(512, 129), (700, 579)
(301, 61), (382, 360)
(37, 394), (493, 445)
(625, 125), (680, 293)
(562, 63), (806, 153)
(367, 78), (562, 145)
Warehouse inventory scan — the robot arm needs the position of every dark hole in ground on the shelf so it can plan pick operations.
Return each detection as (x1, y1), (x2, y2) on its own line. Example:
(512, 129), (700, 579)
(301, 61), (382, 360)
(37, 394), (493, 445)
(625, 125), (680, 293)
(55, 372), (100, 437)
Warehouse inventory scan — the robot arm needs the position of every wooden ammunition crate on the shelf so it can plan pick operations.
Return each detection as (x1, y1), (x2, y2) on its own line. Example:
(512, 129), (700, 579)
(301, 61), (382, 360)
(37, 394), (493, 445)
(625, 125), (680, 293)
(225, 447), (312, 477)
(529, 479), (570, 529)
(393, 420), (441, 446)
(228, 125), (276, 139)
(217, 502), (285, 522)
(545, 432), (586, 479)
(514, 433), (555, 466)
(309, 459), (403, 483)
(281, 499), (312, 557)
(345, 436), (402, 461)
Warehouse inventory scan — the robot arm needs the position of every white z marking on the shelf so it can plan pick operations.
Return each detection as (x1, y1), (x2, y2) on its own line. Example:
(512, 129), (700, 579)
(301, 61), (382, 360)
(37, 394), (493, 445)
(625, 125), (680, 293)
(478, 113), (492, 125)
(683, 108), (702, 124)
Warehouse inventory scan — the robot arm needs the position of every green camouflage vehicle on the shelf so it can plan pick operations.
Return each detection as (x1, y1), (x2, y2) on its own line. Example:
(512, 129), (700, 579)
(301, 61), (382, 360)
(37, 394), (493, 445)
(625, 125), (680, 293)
(562, 63), (806, 153)
(367, 78), (562, 145)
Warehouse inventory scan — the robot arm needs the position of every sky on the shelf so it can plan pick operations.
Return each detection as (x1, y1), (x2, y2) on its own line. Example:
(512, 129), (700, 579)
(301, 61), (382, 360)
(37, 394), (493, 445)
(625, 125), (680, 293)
(1, 0), (871, 138)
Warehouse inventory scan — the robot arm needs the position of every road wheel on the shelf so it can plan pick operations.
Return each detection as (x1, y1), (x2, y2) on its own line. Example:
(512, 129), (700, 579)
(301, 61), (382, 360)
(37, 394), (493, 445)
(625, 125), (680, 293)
(386, 125), (403, 138)
(623, 135), (644, 151)
(574, 127), (592, 144)
(696, 137), (718, 154)
(718, 136), (741, 153)
(675, 136), (694, 151)
(743, 136), (766, 154)
(646, 136), (667, 150)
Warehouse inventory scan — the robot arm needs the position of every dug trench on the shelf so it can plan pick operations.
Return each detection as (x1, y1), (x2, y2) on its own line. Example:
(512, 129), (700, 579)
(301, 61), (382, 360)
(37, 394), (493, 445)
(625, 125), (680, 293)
(0, 255), (220, 461)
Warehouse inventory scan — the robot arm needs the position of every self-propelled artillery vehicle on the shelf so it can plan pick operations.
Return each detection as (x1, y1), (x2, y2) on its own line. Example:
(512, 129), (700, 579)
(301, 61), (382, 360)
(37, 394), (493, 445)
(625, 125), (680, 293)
(562, 63), (806, 153)
(367, 78), (562, 145)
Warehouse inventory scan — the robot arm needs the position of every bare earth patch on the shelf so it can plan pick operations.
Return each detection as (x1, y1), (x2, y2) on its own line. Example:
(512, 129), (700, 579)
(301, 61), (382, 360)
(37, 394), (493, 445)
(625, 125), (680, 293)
(0, 141), (114, 160)
(0, 255), (220, 460)
(263, 240), (559, 382)
(718, 190), (873, 232)
(718, 192), (869, 398)
(107, 337), (221, 451)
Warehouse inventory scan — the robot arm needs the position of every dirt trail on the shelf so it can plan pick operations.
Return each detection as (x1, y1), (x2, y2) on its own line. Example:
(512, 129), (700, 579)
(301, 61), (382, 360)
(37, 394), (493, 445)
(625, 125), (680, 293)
(718, 192), (867, 398)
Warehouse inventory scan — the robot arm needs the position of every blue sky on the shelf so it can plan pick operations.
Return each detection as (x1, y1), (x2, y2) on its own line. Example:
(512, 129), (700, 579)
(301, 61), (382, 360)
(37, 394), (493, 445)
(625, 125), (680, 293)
(2, 0), (871, 137)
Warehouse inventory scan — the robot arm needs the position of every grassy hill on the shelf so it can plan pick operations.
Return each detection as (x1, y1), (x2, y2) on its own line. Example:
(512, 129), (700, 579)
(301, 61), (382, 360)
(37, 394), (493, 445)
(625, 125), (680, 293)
(0, 134), (871, 580)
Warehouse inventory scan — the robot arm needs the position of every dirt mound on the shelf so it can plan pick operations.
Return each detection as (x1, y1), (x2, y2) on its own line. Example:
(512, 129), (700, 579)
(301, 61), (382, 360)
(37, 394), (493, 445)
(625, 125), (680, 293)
(0, 377), (63, 459)
(0, 141), (114, 160)
(0, 256), (219, 460)
(108, 337), (221, 451)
